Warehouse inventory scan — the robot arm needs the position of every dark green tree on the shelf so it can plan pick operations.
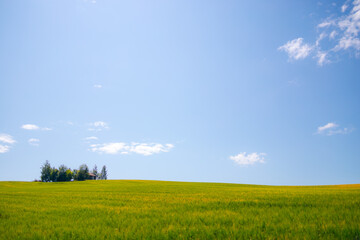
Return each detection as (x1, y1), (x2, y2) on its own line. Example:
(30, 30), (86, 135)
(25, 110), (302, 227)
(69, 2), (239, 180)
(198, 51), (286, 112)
(65, 169), (73, 181)
(92, 165), (98, 180)
(73, 169), (78, 180)
(57, 165), (68, 182)
(40, 162), (106, 182)
(75, 164), (89, 181)
(40, 160), (52, 182)
(100, 165), (107, 180)
(50, 167), (59, 182)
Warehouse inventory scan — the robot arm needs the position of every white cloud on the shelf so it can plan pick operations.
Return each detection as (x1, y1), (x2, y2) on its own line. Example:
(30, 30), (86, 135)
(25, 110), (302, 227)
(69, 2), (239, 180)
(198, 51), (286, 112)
(130, 143), (174, 156)
(88, 121), (109, 131)
(90, 142), (174, 156)
(0, 144), (10, 153)
(94, 84), (102, 88)
(316, 51), (330, 66)
(318, 20), (335, 28)
(336, 36), (360, 50)
(0, 133), (16, 153)
(317, 122), (353, 135)
(314, 35), (330, 65)
(85, 136), (98, 140)
(330, 30), (338, 39)
(91, 142), (129, 154)
(84, 0), (97, 4)
(230, 152), (266, 166)
(21, 124), (40, 130)
(166, 143), (174, 148)
(280, 0), (360, 65)
(0, 134), (16, 144)
(336, 0), (360, 50)
(28, 138), (40, 146)
(278, 38), (313, 60)
(316, 33), (327, 46)
(93, 121), (107, 127)
(342, 4), (349, 12)
(21, 124), (52, 131)
(327, 128), (353, 135)
(317, 122), (338, 133)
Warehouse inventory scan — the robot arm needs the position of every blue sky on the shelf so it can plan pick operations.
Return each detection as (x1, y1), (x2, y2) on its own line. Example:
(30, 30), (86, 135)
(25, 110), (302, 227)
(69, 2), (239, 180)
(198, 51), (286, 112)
(1, 0), (359, 185)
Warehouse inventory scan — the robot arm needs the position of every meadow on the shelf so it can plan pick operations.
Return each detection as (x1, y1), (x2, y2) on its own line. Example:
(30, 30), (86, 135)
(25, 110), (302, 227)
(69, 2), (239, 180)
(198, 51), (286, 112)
(0, 180), (359, 239)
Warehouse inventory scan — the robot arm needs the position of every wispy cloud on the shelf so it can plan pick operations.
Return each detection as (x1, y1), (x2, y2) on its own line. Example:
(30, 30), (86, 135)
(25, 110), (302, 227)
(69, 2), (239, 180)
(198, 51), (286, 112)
(279, 0), (360, 65)
(316, 32), (327, 47)
(317, 122), (353, 135)
(0, 133), (16, 153)
(0, 134), (16, 144)
(0, 145), (10, 153)
(93, 84), (102, 88)
(85, 136), (98, 140)
(88, 121), (109, 131)
(318, 122), (338, 132)
(21, 124), (52, 131)
(330, 30), (338, 39)
(28, 138), (40, 146)
(21, 124), (39, 130)
(84, 0), (97, 4)
(90, 142), (174, 156)
(316, 51), (329, 66)
(317, 19), (335, 28)
(278, 38), (313, 60)
(230, 152), (266, 166)
(342, 3), (349, 12)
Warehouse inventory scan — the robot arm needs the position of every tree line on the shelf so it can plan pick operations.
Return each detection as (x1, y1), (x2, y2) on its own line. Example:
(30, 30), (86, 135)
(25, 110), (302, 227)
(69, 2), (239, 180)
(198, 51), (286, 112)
(40, 160), (107, 182)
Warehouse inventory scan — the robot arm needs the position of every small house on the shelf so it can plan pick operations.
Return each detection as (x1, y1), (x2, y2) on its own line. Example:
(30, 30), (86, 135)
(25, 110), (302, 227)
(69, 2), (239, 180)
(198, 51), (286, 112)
(88, 173), (96, 180)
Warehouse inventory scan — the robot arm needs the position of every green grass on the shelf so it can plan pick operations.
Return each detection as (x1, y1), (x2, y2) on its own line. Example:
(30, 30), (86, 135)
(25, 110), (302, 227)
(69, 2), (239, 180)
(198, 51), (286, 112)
(0, 180), (359, 239)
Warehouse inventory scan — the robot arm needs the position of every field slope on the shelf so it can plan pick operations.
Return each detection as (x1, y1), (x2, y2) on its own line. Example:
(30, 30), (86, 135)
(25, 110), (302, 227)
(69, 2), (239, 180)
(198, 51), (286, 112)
(0, 180), (359, 239)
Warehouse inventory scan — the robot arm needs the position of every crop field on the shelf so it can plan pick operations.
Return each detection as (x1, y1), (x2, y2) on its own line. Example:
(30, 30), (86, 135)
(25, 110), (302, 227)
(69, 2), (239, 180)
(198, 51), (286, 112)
(0, 180), (359, 239)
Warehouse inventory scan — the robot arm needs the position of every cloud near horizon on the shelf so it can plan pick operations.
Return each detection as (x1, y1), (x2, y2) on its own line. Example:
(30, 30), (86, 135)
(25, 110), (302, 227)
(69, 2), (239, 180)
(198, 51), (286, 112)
(0, 134), (16, 153)
(21, 124), (39, 130)
(21, 124), (52, 131)
(90, 142), (174, 156)
(85, 136), (98, 140)
(230, 152), (266, 166)
(279, 0), (360, 66)
(88, 121), (109, 131)
(28, 138), (40, 146)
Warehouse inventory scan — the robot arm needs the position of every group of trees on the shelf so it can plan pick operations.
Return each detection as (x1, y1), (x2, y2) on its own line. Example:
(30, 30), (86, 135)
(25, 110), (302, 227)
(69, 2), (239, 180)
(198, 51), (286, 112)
(40, 160), (107, 182)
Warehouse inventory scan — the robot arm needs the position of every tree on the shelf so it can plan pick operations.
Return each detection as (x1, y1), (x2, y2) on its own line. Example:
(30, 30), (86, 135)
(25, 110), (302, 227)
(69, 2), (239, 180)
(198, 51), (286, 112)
(65, 169), (73, 181)
(57, 165), (68, 182)
(92, 165), (98, 180)
(50, 167), (59, 182)
(75, 164), (89, 181)
(40, 162), (106, 182)
(40, 160), (51, 182)
(100, 165), (107, 180)
(72, 169), (78, 180)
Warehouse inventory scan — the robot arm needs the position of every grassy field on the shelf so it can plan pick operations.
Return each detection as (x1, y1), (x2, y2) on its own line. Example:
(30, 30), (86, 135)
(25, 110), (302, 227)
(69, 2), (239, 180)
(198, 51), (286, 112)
(0, 180), (359, 239)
